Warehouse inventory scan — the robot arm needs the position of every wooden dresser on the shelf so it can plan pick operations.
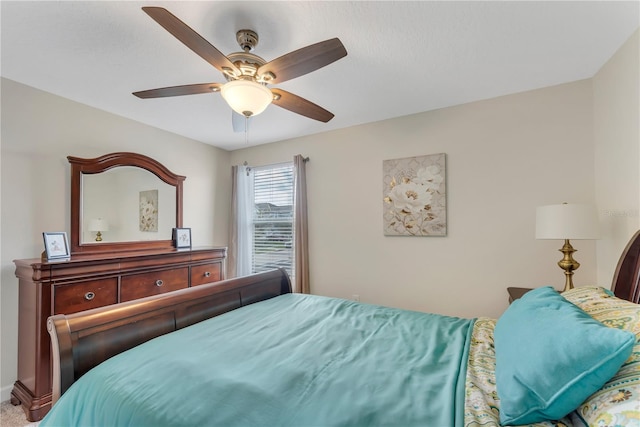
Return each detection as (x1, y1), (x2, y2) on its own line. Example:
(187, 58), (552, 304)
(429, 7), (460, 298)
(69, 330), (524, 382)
(11, 247), (226, 421)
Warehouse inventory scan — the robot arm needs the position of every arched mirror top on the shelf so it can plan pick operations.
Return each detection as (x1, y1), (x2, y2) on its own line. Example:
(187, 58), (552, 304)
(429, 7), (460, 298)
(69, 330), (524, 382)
(69, 152), (185, 255)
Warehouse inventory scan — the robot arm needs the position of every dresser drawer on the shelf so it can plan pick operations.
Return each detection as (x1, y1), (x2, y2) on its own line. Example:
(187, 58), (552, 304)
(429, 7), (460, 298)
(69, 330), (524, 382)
(191, 263), (222, 286)
(53, 278), (118, 314)
(120, 268), (189, 302)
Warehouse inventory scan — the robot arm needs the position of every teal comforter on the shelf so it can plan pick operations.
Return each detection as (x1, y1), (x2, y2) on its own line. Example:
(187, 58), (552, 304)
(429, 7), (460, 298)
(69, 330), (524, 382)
(41, 294), (475, 427)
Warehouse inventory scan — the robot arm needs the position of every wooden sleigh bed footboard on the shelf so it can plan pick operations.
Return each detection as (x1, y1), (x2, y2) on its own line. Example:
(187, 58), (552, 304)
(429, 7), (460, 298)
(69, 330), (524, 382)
(47, 268), (291, 404)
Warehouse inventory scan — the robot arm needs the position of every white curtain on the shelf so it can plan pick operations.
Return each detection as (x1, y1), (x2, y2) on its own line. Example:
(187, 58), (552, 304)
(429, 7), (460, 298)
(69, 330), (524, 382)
(293, 155), (310, 294)
(228, 165), (254, 278)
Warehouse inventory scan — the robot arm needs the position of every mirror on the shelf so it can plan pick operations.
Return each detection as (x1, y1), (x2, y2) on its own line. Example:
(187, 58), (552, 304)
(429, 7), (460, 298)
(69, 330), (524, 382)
(81, 168), (177, 243)
(69, 152), (185, 255)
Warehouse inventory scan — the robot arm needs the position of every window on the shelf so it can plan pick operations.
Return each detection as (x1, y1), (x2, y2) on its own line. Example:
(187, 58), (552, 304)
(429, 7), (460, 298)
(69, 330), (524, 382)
(251, 163), (294, 278)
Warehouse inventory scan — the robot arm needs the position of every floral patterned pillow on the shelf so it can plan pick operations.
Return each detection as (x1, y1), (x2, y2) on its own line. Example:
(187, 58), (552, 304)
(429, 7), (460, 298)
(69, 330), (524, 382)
(562, 287), (640, 427)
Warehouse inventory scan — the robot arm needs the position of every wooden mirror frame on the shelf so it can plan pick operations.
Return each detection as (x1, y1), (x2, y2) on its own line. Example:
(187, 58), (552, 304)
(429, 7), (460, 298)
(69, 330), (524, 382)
(69, 152), (185, 255)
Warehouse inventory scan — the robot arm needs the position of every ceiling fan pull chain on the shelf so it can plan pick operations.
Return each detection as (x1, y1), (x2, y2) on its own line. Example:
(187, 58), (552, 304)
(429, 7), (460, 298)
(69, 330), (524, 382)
(245, 116), (249, 144)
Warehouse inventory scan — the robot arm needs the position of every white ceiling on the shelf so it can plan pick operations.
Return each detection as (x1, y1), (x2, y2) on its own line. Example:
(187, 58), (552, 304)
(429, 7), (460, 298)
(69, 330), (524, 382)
(2, 1), (638, 151)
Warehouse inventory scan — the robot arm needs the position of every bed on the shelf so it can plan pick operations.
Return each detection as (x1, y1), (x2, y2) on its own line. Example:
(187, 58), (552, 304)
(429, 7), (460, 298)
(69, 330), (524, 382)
(41, 231), (640, 426)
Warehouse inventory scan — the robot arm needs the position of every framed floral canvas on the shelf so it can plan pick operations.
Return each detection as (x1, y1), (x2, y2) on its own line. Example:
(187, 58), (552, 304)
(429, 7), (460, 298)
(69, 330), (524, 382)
(383, 153), (446, 236)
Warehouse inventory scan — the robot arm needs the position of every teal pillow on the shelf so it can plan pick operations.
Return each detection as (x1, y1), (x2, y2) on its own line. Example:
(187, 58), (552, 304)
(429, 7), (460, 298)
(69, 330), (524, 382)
(494, 286), (635, 425)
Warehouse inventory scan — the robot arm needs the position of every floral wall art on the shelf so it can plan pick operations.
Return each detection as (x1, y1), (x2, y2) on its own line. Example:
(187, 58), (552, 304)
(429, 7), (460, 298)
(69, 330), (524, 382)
(383, 153), (446, 236)
(139, 189), (158, 232)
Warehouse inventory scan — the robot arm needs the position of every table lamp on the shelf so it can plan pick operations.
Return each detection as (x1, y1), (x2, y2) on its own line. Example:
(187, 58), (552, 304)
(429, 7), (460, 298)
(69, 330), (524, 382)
(536, 203), (599, 292)
(88, 218), (109, 242)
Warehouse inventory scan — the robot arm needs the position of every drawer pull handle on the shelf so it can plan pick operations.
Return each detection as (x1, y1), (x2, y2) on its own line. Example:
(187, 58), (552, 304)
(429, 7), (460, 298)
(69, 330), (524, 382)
(155, 279), (164, 287)
(204, 271), (211, 278)
(84, 292), (95, 301)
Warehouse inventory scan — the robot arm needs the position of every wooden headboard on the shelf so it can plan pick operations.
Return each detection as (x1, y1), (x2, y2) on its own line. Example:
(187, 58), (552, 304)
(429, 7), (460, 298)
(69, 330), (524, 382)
(47, 268), (291, 404)
(611, 229), (640, 304)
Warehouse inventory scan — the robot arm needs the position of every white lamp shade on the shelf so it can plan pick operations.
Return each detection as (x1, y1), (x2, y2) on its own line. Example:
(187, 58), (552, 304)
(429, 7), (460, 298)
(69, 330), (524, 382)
(88, 218), (109, 232)
(220, 80), (273, 117)
(536, 203), (599, 240)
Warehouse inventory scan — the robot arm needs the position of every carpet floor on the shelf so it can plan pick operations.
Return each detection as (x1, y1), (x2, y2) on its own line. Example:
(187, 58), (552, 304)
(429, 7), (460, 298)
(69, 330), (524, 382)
(0, 401), (38, 427)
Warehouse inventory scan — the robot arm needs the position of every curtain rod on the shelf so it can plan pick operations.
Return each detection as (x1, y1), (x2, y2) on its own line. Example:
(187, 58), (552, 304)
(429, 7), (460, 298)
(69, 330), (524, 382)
(243, 157), (310, 169)
(242, 157), (308, 176)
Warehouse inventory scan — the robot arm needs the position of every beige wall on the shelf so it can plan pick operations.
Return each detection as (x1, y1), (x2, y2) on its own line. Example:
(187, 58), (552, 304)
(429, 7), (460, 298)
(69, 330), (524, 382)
(0, 78), (231, 400)
(231, 79), (597, 320)
(593, 29), (640, 286)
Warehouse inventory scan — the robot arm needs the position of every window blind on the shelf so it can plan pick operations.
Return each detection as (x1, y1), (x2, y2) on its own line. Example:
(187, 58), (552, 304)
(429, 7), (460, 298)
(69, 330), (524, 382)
(252, 163), (294, 279)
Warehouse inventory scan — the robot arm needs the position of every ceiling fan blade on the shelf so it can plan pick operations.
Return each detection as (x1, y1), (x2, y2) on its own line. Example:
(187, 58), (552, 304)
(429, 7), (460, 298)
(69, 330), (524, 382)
(232, 111), (252, 133)
(257, 38), (347, 84)
(133, 83), (222, 99)
(142, 7), (240, 76)
(271, 89), (334, 123)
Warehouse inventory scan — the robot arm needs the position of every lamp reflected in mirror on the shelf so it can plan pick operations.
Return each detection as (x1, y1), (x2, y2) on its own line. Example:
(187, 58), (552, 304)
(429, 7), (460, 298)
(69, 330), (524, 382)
(88, 218), (109, 242)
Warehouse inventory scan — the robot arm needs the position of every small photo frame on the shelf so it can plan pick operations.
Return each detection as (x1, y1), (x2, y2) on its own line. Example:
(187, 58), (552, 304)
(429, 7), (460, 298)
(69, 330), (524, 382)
(172, 227), (192, 249)
(43, 232), (70, 261)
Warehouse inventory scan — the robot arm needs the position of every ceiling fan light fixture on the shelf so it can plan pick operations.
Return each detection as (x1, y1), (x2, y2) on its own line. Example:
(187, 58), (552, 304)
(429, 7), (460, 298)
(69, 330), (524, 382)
(221, 80), (272, 117)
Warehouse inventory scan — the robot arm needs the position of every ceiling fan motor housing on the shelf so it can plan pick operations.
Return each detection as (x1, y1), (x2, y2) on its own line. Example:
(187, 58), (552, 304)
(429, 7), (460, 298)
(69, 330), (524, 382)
(225, 52), (266, 81)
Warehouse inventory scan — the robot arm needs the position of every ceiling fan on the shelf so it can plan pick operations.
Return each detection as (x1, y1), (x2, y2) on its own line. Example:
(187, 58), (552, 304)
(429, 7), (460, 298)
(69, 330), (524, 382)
(133, 7), (348, 130)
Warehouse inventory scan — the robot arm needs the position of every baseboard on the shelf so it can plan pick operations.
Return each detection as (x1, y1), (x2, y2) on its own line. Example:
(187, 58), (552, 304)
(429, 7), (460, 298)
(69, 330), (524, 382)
(1, 383), (13, 402)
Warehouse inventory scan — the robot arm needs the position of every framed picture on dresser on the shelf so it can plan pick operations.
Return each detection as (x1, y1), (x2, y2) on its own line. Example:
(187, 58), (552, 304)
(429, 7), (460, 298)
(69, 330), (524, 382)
(43, 232), (70, 261)
(173, 227), (191, 248)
